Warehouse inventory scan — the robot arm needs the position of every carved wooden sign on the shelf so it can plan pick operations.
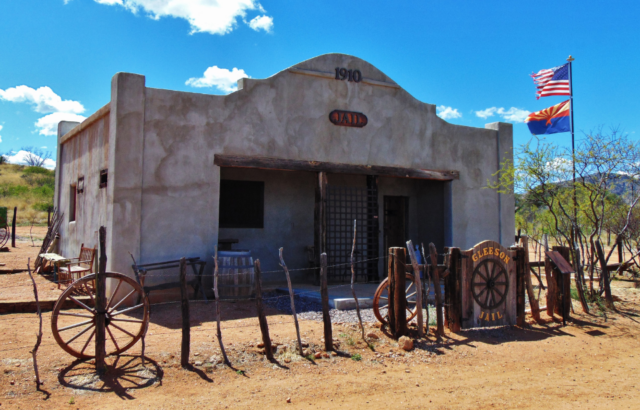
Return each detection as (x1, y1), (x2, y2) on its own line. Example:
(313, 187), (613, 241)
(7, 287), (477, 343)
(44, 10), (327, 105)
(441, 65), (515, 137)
(329, 110), (368, 128)
(461, 240), (517, 329)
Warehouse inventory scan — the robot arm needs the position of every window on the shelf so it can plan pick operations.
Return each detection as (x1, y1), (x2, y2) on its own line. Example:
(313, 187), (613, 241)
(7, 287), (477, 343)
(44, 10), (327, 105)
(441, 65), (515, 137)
(77, 176), (84, 194)
(100, 169), (108, 188)
(219, 180), (264, 228)
(69, 185), (77, 222)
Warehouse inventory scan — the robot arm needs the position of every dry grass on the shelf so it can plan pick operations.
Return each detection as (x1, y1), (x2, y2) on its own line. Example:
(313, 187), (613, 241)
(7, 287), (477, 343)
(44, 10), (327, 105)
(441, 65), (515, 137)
(0, 163), (52, 225)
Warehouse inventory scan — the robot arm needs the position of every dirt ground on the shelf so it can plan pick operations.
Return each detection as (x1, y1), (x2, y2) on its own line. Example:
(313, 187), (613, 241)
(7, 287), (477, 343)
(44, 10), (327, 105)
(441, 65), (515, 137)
(1, 237), (640, 409)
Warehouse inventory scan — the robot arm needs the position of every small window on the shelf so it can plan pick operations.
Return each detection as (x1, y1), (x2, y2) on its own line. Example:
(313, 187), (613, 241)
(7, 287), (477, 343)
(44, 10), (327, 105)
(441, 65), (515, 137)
(99, 169), (108, 188)
(219, 180), (264, 228)
(77, 176), (84, 194)
(69, 185), (77, 222)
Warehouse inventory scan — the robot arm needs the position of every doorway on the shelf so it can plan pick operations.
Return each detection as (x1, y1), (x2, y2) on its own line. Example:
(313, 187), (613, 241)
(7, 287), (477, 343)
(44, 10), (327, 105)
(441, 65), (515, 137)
(384, 196), (408, 251)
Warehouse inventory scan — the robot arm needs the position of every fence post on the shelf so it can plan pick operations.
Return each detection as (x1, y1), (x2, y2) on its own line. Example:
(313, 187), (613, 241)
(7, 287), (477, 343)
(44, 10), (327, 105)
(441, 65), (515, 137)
(554, 246), (572, 320)
(11, 207), (16, 248)
(521, 236), (542, 323)
(429, 243), (444, 339)
(279, 248), (303, 355)
(391, 247), (407, 338)
(445, 247), (462, 332)
(406, 240), (423, 338)
(513, 246), (526, 327)
(213, 247), (230, 365)
(320, 253), (333, 351)
(95, 226), (107, 374)
(179, 257), (190, 368)
(545, 252), (556, 316)
(254, 259), (273, 360)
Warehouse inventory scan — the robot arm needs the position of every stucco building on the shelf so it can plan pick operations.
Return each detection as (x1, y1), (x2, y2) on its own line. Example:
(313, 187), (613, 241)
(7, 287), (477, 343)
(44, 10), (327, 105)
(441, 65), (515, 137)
(54, 53), (514, 294)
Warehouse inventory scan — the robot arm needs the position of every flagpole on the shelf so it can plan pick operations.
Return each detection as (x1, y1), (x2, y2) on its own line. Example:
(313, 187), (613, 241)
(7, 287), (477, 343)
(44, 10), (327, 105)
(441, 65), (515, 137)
(568, 55), (577, 241)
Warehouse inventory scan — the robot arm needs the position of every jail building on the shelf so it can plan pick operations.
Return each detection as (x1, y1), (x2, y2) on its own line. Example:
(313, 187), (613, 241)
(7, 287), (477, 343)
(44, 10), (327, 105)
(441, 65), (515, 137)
(54, 53), (514, 295)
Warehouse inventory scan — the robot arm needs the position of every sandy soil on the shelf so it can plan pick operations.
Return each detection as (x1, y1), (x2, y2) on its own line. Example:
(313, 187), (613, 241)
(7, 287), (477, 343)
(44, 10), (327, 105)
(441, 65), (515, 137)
(1, 237), (639, 409)
(0, 226), (64, 302)
(0, 280), (638, 409)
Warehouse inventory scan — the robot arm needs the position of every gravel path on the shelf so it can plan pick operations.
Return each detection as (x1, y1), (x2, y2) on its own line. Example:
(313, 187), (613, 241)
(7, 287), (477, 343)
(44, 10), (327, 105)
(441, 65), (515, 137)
(262, 291), (436, 324)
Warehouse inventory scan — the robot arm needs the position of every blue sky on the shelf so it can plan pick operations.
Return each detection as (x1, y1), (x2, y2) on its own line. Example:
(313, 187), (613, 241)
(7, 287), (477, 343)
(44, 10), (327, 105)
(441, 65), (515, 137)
(1, 0), (638, 167)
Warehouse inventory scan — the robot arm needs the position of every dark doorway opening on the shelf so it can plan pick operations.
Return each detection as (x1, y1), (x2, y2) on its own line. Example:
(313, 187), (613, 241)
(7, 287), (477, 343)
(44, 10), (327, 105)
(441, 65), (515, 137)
(384, 196), (408, 252)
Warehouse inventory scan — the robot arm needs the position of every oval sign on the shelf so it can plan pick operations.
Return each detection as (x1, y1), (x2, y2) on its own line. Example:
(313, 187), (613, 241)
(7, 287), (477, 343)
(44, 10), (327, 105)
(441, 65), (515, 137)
(329, 110), (368, 128)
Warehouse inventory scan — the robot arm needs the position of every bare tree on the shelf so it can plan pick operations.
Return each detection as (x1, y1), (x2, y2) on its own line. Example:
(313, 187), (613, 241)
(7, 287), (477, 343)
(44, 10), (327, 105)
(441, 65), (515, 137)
(21, 147), (52, 168)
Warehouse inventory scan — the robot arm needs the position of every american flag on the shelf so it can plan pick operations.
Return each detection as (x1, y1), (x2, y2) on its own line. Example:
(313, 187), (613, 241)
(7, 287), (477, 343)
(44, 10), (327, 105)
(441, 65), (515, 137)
(531, 63), (571, 99)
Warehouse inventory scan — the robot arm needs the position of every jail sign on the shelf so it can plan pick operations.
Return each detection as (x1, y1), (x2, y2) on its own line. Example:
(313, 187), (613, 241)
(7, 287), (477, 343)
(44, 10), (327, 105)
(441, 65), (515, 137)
(461, 240), (517, 329)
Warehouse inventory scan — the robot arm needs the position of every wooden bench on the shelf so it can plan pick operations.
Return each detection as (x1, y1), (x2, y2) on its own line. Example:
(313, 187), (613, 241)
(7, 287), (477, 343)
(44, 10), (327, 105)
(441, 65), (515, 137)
(131, 257), (208, 303)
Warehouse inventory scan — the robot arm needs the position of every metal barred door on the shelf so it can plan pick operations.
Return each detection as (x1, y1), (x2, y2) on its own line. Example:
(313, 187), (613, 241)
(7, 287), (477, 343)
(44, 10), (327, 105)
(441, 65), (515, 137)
(326, 182), (378, 283)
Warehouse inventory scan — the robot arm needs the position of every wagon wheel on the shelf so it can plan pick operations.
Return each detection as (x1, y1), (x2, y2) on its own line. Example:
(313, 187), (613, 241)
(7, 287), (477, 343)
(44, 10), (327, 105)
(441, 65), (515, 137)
(0, 224), (9, 248)
(471, 259), (509, 310)
(373, 274), (420, 325)
(51, 272), (149, 360)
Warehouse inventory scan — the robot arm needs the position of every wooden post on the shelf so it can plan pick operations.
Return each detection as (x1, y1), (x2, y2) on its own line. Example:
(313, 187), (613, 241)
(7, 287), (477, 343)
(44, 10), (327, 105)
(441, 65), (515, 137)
(406, 240), (423, 338)
(552, 246), (572, 321)
(254, 259), (273, 360)
(521, 237), (542, 322)
(213, 248), (230, 365)
(595, 240), (614, 309)
(388, 248), (396, 334)
(514, 247), (526, 327)
(444, 247), (461, 332)
(320, 253), (332, 351)
(545, 252), (556, 316)
(572, 245), (590, 313)
(179, 257), (190, 368)
(95, 227), (107, 375)
(314, 172), (327, 285)
(11, 206), (16, 248)
(47, 209), (51, 227)
(350, 220), (366, 342)
(26, 259), (42, 389)
(429, 243), (444, 339)
(618, 236), (623, 264)
(390, 247), (407, 338)
(279, 248), (303, 355)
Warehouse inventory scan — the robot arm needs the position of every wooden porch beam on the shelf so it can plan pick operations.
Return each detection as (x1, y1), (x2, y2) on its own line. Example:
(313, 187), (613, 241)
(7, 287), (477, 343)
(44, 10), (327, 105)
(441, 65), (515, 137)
(214, 154), (459, 181)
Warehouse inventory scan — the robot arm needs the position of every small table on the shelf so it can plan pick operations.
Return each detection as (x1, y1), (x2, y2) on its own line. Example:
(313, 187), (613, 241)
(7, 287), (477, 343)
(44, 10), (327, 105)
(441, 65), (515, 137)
(39, 253), (71, 282)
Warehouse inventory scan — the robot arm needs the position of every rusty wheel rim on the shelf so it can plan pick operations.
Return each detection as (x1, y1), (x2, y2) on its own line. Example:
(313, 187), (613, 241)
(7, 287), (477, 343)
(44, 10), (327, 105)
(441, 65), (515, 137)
(373, 274), (420, 325)
(51, 272), (149, 360)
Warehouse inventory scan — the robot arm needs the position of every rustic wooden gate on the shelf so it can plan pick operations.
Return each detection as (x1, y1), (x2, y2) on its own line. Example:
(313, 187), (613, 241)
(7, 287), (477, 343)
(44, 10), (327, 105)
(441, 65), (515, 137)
(445, 240), (525, 330)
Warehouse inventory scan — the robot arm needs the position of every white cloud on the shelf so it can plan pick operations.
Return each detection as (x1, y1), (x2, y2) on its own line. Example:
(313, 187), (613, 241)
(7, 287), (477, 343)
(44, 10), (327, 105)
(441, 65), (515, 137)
(35, 112), (87, 136)
(248, 15), (273, 32)
(4, 150), (56, 170)
(0, 85), (86, 136)
(0, 85), (84, 114)
(185, 65), (249, 93)
(475, 107), (497, 119)
(91, 0), (273, 35)
(436, 105), (462, 120)
(474, 107), (530, 123)
(0, 125), (3, 143)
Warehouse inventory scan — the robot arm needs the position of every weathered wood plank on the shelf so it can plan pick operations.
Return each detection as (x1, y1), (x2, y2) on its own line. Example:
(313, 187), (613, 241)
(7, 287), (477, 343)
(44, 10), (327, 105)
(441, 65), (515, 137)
(254, 259), (273, 360)
(214, 154), (459, 181)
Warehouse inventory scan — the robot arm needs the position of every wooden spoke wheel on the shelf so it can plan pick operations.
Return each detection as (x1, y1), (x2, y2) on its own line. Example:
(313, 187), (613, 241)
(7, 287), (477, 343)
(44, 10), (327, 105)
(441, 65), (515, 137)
(0, 224), (9, 248)
(373, 274), (420, 325)
(51, 272), (149, 360)
(471, 259), (509, 310)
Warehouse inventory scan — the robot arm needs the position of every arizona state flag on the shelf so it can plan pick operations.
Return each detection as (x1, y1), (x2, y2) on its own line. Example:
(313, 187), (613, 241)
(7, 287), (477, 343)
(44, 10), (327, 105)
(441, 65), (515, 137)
(525, 100), (571, 135)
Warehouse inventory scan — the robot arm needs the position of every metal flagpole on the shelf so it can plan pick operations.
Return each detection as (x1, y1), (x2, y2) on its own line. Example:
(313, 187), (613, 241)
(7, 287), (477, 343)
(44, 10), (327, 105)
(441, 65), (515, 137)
(568, 55), (577, 229)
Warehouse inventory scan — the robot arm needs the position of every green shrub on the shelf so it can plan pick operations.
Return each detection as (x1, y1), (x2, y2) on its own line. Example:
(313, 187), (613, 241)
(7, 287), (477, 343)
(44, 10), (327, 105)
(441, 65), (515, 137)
(22, 166), (52, 175)
(351, 354), (362, 361)
(33, 202), (53, 212)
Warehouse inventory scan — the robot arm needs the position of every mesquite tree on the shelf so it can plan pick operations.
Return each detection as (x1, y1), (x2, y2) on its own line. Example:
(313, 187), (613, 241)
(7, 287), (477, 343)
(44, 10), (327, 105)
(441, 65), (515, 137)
(489, 128), (640, 310)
